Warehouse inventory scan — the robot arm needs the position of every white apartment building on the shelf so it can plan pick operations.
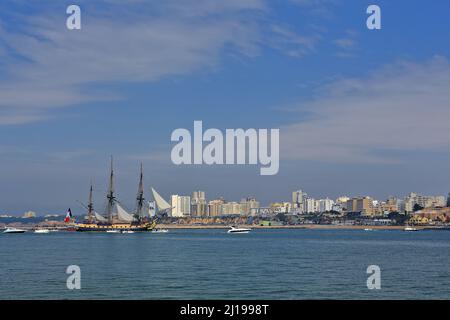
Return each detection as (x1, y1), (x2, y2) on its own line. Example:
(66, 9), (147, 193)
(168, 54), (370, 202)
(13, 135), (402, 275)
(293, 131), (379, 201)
(319, 198), (334, 212)
(171, 195), (191, 217)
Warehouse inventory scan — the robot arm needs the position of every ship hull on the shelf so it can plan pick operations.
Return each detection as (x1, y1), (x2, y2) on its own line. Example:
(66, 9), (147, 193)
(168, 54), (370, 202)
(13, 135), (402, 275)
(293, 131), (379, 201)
(75, 222), (155, 232)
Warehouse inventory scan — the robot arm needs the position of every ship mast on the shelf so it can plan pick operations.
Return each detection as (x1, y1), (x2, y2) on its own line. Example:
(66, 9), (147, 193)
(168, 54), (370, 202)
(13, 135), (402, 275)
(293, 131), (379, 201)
(106, 156), (116, 224)
(87, 181), (94, 223)
(135, 163), (145, 223)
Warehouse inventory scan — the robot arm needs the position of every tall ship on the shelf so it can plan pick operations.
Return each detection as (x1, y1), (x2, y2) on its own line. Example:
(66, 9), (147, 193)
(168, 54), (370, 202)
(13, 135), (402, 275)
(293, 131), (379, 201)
(75, 158), (156, 232)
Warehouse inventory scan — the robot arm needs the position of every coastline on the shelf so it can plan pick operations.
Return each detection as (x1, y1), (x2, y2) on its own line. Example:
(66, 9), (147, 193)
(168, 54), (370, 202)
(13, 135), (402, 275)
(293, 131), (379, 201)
(156, 224), (436, 230)
(2, 220), (446, 231)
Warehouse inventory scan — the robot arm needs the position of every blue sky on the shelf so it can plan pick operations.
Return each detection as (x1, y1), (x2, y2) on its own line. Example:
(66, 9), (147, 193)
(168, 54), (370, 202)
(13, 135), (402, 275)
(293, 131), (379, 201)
(1, 0), (450, 214)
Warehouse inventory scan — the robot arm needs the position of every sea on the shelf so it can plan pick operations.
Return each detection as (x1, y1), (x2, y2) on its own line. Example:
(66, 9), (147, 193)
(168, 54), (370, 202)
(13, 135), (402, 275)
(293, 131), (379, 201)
(0, 228), (449, 299)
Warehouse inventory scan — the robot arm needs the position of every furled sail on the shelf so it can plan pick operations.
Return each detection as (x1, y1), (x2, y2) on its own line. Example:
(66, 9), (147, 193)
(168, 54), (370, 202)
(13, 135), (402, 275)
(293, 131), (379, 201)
(116, 203), (135, 222)
(151, 187), (171, 212)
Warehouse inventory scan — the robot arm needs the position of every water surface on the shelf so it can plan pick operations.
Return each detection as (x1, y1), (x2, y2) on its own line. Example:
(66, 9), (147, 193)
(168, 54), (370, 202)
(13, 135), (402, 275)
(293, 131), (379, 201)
(1, 229), (449, 299)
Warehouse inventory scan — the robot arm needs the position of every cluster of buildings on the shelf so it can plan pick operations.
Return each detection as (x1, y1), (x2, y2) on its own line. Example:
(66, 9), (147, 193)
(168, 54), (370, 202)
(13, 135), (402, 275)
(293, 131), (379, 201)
(0, 211), (37, 219)
(288, 190), (449, 217)
(170, 191), (260, 217)
(164, 189), (450, 221)
(3, 190), (448, 227)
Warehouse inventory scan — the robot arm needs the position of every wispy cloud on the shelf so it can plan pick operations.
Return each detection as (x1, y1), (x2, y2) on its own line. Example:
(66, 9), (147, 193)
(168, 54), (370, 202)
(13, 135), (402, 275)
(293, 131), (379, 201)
(268, 24), (321, 57)
(0, 0), (328, 125)
(0, 1), (266, 124)
(334, 38), (354, 49)
(280, 56), (450, 163)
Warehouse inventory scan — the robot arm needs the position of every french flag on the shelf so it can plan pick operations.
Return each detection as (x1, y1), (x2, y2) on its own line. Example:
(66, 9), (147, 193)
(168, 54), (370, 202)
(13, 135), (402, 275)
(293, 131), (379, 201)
(64, 208), (73, 223)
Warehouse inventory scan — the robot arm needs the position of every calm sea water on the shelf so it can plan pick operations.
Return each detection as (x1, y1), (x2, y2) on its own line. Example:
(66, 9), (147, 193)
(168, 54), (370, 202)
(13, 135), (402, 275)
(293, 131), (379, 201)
(1, 229), (449, 299)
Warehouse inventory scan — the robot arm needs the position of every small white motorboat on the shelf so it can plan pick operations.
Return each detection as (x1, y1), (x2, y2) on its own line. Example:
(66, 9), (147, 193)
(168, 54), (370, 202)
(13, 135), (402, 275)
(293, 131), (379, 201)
(404, 226), (418, 231)
(3, 227), (26, 234)
(121, 230), (135, 234)
(151, 229), (168, 233)
(227, 226), (251, 234)
(364, 228), (374, 231)
(34, 229), (50, 234)
(106, 230), (121, 233)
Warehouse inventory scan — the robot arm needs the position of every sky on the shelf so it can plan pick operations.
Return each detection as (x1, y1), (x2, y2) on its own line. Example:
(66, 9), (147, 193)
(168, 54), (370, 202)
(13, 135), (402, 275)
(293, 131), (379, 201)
(1, 0), (450, 215)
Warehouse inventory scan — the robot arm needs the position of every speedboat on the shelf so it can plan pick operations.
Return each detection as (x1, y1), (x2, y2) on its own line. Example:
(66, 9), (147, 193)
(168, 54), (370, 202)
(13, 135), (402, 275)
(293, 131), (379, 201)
(34, 229), (50, 234)
(364, 228), (374, 231)
(106, 230), (121, 233)
(227, 226), (251, 234)
(404, 226), (418, 231)
(151, 228), (168, 233)
(3, 227), (26, 234)
(121, 230), (135, 234)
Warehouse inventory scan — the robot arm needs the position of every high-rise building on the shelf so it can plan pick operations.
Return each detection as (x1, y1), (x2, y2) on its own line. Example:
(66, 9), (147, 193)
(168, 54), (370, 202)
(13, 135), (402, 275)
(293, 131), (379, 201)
(208, 198), (225, 217)
(346, 197), (374, 215)
(171, 195), (191, 217)
(304, 198), (318, 213)
(318, 198), (334, 212)
(221, 202), (241, 215)
(404, 192), (446, 213)
(191, 191), (207, 217)
(292, 190), (307, 213)
(239, 197), (260, 216)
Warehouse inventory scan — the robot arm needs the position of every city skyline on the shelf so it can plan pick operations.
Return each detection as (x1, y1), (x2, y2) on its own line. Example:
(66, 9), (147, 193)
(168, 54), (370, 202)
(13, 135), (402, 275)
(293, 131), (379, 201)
(1, 1), (450, 213)
(2, 178), (448, 216)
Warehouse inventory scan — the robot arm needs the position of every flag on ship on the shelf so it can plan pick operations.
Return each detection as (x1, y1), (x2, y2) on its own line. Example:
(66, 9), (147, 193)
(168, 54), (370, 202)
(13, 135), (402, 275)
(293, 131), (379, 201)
(64, 208), (73, 223)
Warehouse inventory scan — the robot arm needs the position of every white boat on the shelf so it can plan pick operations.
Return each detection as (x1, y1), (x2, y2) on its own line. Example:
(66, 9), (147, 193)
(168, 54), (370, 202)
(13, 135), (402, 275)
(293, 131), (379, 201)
(364, 228), (374, 231)
(404, 226), (418, 231)
(34, 229), (50, 234)
(121, 230), (135, 234)
(106, 230), (121, 233)
(3, 227), (26, 234)
(227, 226), (251, 234)
(151, 228), (168, 233)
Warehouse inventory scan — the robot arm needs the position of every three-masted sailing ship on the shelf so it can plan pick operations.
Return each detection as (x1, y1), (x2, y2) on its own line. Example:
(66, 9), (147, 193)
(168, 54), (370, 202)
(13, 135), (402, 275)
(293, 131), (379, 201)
(76, 159), (156, 232)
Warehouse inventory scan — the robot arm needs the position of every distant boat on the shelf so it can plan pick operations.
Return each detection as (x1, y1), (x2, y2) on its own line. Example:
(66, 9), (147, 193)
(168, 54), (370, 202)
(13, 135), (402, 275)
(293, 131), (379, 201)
(364, 228), (374, 231)
(404, 226), (418, 231)
(3, 227), (26, 234)
(227, 226), (251, 234)
(34, 229), (50, 234)
(106, 230), (121, 233)
(151, 228), (168, 233)
(121, 230), (135, 234)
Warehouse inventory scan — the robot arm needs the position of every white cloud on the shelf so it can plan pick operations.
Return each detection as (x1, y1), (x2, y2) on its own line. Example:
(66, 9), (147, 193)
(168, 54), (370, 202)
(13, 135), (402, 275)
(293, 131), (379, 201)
(334, 38), (354, 49)
(0, 1), (265, 124)
(268, 24), (320, 57)
(0, 0), (324, 125)
(280, 56), (450, 163)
